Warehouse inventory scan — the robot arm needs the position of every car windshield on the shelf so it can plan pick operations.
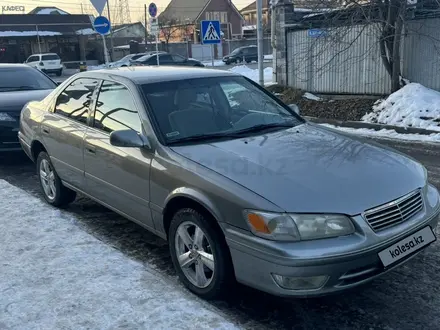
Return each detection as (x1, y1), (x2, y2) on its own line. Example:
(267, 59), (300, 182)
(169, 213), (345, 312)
(42, 54), (60, 61)
(141, 76), (303, 144)
(230, 48), (242, 55)
(117, 54), (135, 62)
(0, 67), (57, 92)
(135, 54), (153, 62)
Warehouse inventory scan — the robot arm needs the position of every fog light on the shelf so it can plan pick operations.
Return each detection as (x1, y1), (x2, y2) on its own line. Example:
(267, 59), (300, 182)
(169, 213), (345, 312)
(272, 274), (328, 290)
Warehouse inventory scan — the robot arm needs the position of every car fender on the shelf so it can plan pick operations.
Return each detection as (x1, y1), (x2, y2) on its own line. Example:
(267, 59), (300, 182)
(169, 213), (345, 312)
(163, 187), (224, 223)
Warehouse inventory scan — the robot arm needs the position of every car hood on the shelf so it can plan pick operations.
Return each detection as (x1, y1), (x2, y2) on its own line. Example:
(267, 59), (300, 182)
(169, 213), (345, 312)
(0, 89), (52, 111)
(170, 124), (426, 215)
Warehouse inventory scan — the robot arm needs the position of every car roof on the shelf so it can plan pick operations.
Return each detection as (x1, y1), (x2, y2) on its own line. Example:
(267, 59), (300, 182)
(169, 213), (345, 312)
(31, 53), (59, 56)
(0, 63), (34, 69)
(78, 66), (240, 84)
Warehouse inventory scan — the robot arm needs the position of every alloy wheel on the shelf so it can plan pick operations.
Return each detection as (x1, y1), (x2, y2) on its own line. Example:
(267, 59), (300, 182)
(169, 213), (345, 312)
(40, 159), (56, 201)
(174, 221), (215, 288)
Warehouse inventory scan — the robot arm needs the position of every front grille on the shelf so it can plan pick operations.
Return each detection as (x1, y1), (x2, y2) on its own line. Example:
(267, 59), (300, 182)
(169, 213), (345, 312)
(364, 190), (424, 232)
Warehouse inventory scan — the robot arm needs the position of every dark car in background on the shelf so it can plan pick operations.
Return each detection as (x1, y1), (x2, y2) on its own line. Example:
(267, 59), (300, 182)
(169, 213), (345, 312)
(0, 64), (57, 152)
(132, 53), (204, 67)
(223, 45), (258, 65)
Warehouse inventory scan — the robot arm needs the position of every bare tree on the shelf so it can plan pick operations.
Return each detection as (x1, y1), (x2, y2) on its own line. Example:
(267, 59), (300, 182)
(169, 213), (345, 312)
(158, 15), (182, 50)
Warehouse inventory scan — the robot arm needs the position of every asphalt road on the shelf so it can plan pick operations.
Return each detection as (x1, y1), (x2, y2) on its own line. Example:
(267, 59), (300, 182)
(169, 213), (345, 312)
(1, 136), (440, 330)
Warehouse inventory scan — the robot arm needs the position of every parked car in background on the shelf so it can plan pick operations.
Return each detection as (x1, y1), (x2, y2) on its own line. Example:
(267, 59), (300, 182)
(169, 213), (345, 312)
(25, 53), (63, 76)
(109, 53), (148, 68)
(223, 45), (258, 64)
(132, 53), (204, 67)
(1, 64), (57, 152)
(19, 66), (440, 301)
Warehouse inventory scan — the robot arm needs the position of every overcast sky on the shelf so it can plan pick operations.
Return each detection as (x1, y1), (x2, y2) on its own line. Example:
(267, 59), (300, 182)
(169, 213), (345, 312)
(3, 0), (254, 21)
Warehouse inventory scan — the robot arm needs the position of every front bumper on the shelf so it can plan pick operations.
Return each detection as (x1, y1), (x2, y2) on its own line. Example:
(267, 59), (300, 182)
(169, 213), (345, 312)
(0, 116), (21, 152)
(42, 68), (62, 73)
(224, 187), (440, 297)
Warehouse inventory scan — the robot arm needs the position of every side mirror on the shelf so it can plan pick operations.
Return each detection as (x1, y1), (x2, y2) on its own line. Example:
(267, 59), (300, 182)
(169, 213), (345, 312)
(110, 129), (151, 149)
(289, 104), (300, 115)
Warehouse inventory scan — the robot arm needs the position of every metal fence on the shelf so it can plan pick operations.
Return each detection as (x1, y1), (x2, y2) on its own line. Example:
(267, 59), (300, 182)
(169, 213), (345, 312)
(403, 18), (440, 92)
(285, 18), (440, 94)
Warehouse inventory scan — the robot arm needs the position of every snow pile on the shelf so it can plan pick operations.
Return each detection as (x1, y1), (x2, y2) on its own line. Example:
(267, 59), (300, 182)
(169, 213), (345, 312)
(228, 65), (273, 84)
(321, 124), (440, 143)
(201, 60), (225, 67)
(76, 28), (95, 35)
(363, 83), (440, 132)
(303, 92), (322, 101)
(0, 31), (61, 37)
(0, 180), (240, 330)
(87, 64), (107, 70)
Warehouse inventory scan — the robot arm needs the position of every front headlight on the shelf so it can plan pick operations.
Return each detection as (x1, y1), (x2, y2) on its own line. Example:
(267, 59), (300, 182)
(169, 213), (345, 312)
(244, 210), (355, 241)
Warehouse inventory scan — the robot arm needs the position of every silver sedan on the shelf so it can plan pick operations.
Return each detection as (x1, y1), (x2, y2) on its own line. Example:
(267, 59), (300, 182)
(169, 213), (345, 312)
(19, 67), (440, 299)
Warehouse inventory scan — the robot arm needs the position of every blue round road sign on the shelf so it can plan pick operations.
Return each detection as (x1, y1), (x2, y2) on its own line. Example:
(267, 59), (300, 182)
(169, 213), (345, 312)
(93, 16), (111, 35)
(148, 3), (157, 18)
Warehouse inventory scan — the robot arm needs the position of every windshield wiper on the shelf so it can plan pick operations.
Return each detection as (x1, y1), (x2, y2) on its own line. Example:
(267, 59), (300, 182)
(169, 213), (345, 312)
(231, 122), (296, 136)
(168, 122), (296, 145)
(168, 132), (233, 145)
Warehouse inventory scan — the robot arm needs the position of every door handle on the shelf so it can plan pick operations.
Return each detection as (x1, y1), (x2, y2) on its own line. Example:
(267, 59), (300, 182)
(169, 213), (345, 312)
(42, 127), (50, 135)
(86, 146), (96, 154)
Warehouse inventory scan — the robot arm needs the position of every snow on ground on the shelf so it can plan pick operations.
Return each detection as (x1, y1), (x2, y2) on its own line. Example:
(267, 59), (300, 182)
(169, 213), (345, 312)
(303, 92), (322, 101)
(0, 31), (61, 37)
(363, 83), (440, 132)
(0, 180), (240, 330)
(76, 28), (96, 35)
(228, 65), (273, 84)
(201, 60), (225, 67)
(320, 124), (440, 143)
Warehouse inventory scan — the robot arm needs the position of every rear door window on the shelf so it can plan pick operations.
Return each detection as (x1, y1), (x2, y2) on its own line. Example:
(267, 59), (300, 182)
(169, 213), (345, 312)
(54, 78), (100, 124)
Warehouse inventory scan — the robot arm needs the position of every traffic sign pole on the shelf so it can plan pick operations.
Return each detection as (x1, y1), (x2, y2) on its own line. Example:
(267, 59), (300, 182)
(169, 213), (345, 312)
(93, 16), (112, 67)
(148, 3), (160, 66)
(256, 0), (264, 85)
(102, 35), (110, 66)
(211, 45), (214, 67)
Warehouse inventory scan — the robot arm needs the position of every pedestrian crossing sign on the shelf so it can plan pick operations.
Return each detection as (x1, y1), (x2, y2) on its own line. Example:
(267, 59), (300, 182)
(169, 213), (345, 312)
(201, 20), (221, 44)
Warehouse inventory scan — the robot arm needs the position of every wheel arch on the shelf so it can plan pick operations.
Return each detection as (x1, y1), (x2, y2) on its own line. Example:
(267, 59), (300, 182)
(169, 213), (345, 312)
(30, 139), (48, 162)
(162, 188), (224, 239)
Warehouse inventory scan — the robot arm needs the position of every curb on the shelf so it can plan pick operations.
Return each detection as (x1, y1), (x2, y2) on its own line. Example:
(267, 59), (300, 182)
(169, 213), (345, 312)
(304, 116), (440, 136)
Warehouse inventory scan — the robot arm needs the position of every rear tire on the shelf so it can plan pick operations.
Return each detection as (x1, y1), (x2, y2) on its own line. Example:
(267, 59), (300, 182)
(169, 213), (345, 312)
(36, 151), (76, 207)
(56, 69), (62, 76)
(169, 208), (234, 300)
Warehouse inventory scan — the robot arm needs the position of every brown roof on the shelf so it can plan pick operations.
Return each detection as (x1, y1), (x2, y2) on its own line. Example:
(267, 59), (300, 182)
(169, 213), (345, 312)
(159, 0), (210, 23)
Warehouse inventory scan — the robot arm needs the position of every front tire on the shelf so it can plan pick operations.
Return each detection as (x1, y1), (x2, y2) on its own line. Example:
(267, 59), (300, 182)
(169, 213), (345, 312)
(37, 151), (76, 207)
(169, 208), (233, 300)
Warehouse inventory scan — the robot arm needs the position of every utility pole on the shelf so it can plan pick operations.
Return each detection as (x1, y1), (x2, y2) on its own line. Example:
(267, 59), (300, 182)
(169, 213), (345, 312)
(107, 0), (115, 61)
(256, 0), (264, 86)
(144, 4), (148, 51)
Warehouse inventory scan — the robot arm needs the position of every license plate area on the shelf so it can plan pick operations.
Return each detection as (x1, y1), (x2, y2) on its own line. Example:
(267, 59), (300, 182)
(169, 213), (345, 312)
(378, 226), (436, 267)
